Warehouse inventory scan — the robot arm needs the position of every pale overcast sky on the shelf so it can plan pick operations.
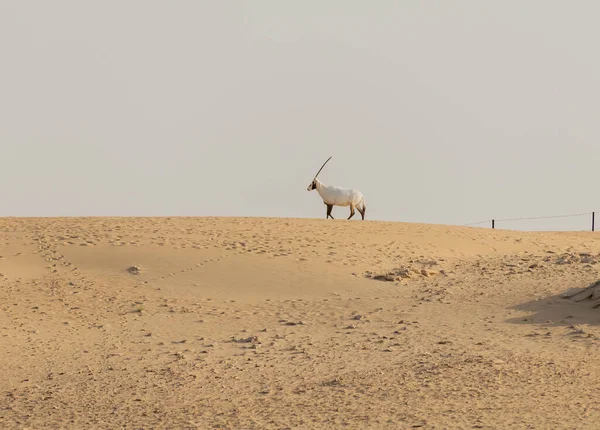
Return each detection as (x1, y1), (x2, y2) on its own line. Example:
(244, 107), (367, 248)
(1, 1), (599, 231)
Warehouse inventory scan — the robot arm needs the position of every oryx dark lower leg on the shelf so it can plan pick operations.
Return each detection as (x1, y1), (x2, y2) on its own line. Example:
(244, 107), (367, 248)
(348, 204), (355, 220)
(357, 206), (365, 220)
(326, 204), (334, 219)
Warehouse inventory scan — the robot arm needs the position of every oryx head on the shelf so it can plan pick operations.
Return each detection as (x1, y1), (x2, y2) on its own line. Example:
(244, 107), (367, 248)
(307, 156), (332, 191)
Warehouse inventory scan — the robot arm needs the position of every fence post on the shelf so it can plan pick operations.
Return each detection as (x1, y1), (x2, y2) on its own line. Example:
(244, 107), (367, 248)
(492, 219), (495, 229)
(593, 212), (595, 232)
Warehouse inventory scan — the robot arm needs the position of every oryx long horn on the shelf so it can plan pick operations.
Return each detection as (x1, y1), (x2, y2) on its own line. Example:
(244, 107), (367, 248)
(314, 156), (332, 179)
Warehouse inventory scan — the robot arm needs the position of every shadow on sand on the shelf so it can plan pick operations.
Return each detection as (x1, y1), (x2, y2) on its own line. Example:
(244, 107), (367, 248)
(505, 280), (600, 327)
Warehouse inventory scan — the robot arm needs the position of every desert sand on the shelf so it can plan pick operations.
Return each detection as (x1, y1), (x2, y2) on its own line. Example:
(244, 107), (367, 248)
(1, 216), (600, 429)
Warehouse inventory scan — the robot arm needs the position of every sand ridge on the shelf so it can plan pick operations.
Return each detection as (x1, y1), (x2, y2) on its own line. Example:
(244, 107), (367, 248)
(1, 217), (600, 428)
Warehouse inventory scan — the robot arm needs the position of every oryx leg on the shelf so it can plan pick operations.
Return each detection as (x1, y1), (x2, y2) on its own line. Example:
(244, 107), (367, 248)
(357, 205), (365, 220)
(326, 204), (334, 219)
(348, 203), (356, 220)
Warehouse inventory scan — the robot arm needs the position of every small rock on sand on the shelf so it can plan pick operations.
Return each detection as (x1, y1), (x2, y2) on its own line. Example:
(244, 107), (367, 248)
(126, 265), (143, 275)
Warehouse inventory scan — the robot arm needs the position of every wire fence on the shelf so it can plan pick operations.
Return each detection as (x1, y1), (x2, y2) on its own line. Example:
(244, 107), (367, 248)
(463, 211), (598, 231)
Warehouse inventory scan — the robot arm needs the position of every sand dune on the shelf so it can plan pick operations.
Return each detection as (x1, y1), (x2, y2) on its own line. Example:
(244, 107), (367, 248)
(1, 217), (600, 429)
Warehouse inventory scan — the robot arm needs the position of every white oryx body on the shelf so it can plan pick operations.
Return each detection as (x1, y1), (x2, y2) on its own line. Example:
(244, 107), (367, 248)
(306, 157), (367, 220)
(311, 178), (365, 208)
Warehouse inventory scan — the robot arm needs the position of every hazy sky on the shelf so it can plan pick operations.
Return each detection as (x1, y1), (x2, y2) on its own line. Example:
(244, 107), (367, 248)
(2, 1), (599, 231)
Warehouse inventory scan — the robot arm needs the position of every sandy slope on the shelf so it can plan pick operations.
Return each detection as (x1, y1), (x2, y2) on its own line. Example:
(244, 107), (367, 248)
(1, 217), (600, 429)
